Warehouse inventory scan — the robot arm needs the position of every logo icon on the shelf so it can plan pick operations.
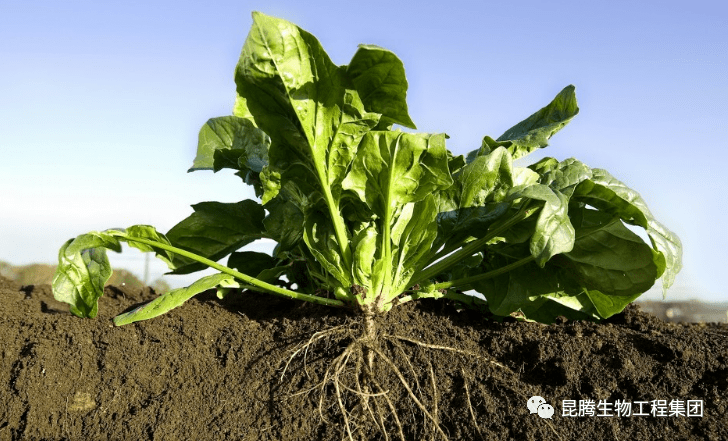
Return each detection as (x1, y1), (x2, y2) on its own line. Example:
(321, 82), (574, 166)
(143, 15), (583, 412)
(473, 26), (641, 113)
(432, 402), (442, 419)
(537, 403), (554, 419)
(527, 396), (554, 419)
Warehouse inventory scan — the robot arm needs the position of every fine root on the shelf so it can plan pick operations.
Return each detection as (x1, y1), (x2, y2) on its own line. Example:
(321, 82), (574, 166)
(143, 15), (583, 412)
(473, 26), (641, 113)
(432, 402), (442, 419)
(280, 324), (349, 381)
(429, 359), (439, 429)
(279, 319), (513, 441)
(462, 368), (484, 440)
(369, 343), (449, 441)
(386, 334), (509, 371)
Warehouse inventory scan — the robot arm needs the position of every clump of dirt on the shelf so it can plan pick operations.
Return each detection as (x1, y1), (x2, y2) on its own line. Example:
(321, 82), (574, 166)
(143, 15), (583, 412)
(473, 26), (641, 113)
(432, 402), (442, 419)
(1, 275), (726, 440)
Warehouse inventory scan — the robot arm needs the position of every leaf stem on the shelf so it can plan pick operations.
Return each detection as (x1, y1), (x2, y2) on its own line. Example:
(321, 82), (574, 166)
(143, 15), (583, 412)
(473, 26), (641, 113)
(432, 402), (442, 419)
(409, 203), (538, 286)
(432, 255), (535, 290)
(396, 289), (489, 310)
(110, 232), (346, 308)
(427, 244), (458, 266)
(321, 185), (353, 270)
(376, 135), (400, 307)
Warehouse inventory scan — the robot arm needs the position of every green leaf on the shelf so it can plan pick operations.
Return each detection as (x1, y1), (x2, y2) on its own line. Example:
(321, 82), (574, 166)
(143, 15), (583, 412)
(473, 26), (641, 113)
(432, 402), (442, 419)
(236, 12), (382, 270)
(236, 12), (380, 204)
(458, 148), (513, 208)
(342, 131), (452, 213)
(227, 251), (277, 278)
(527, 292), (603, 323)
(113, 273), (235, 326)
(262, 186), (305, 252)
(347, 44), (416, 129)
(469, 207), (659, 321)
(189, 116), (270, 196)
(532, 157), (593, 197)
(432, 147), (514, 252)
(468, 85), (579, 161)
(342, 131), (452, 301)
(63, 230), (122, 255)
(166, 200), (266, 274)
(124, 225), (176, 269)
(556, 208), (659, 297)
(390, 195), (439, 292)
(584, 290), (643, 319)
(350, 221), (379, 301)
(303, 205), (351, 289)
(52, 226), (182, 318)
(471, 258), (601, 322)
(53, 238), (114, 318)
(515, 185), (575, 266)
(188, 116), (270, 173)
(573, 168), (682, 292)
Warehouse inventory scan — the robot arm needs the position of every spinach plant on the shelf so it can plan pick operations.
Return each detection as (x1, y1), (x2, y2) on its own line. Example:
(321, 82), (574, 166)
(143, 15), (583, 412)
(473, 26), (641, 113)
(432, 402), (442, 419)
(53, 12), (682, 327)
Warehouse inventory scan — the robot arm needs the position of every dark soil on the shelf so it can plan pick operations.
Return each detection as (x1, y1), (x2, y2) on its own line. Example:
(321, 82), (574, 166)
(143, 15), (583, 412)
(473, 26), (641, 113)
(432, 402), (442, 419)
(1, 275), (726, 441)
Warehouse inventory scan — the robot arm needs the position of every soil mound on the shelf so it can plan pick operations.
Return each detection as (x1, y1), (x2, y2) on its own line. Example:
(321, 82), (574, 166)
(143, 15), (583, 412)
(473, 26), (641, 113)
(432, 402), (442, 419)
(1, 276), (726, 440)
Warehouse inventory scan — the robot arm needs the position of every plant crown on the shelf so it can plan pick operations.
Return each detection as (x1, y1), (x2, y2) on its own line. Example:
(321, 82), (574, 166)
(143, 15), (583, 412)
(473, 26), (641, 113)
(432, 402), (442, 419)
(53, 12), (682, 326)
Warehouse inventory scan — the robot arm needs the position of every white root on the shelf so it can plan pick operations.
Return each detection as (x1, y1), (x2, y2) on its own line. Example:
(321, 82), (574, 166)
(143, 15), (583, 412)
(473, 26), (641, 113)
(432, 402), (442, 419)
(279, 318), (516, 440)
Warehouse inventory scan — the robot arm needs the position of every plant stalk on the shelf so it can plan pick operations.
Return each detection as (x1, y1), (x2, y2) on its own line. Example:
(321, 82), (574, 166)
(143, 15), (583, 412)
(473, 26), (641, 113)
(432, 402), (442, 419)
(433, 255), (536, 290)
(111, 232), (346, 308)
(410, 203), (538, 286)
(396, 289), (488, 309)
(321, 184), (353, 270)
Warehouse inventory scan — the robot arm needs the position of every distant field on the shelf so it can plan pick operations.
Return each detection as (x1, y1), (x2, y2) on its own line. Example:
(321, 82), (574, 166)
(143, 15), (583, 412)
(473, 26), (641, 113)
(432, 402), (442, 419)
(636, 300), (728, 324)
(0, 260), (169, 293)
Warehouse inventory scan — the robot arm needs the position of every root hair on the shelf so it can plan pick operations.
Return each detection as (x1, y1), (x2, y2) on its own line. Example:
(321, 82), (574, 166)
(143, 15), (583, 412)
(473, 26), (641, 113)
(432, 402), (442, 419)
(278, 314), (517, 441)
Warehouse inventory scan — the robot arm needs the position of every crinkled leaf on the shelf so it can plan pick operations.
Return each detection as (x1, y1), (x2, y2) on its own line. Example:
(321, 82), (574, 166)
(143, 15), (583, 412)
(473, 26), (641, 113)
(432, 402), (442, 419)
(124, 225), (176, 269)
(533, 157), (593, 197)
(391, 195), (439, 292)
(458, 148), (513, 207)
(447, 151), (467, 176)
(433, 147), (514, 252)
(471, 207), (659, 322)
(472, 258), (602, 322)
(303, 206), (351, 289)
(189, 116), (270, 197)
(63, 230), (122, 255)
(188, 116), (270, 173)
(573, 168), (682, 292)
(467, 85), (579, 161)
(342, 130), (451, 300)
(53, 238), (114, 318)
(236, 12), (380, 206)
(514, 184), (575, 266)
(351, 222), (379, 299)
(347, 44), (416, 129)
(52, 226), (174, 318)
(556, 208), (658, 297)
(166, 200), (266, 274)
(53, 226), (188, 318)
(113, 273), (235, 326)
(342, 131), (452, 212)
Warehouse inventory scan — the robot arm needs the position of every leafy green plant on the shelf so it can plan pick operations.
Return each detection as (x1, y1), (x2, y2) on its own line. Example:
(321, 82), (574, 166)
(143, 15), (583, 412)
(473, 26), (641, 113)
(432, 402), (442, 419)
(52, 12), (683, 438)
(53, 12), (681, 327)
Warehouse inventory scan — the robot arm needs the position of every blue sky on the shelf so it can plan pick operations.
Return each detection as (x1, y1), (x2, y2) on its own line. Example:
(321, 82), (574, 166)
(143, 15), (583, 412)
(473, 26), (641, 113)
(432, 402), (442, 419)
(1, 0), (726, 302)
